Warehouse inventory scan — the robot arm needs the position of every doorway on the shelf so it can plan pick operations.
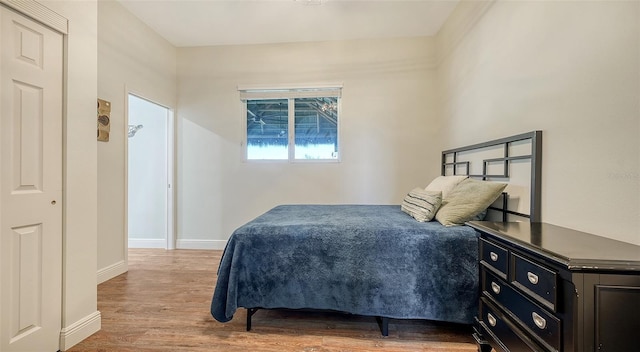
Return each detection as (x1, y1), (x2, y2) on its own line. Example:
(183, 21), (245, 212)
(127, 93), (174, 249)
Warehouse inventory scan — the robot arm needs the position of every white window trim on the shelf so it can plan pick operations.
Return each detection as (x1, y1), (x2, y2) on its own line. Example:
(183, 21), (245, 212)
(238, 83), (343, 93)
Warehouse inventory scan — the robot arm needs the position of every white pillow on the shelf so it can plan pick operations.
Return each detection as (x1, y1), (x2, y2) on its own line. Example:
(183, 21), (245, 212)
(401, 188), (442, 222)
(425, 175), (468, 199)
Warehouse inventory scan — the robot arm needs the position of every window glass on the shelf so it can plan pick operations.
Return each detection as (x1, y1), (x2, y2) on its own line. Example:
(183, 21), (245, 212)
(294, 97), (338, 160)
(246, 99), (288, 160)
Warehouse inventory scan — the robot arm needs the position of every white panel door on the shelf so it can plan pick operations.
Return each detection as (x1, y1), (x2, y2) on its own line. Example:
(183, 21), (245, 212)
(0, 5), (63, 352)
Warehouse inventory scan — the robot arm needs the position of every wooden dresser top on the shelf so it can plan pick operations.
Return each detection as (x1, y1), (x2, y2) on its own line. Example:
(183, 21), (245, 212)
(467, 221), (640, 272)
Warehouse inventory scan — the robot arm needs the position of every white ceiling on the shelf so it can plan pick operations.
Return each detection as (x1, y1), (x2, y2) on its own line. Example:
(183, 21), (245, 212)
(117, 0), (460, 47)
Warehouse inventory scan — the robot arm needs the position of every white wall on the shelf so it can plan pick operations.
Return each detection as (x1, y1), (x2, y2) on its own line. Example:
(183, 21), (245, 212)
(437, 0), (640, 245)
(97, 0), (176, 280)
(37, 0), (100, 349)
(177, 37), (439, 247)
(96, 0), (639, 279)
(128, 95), (168, 244)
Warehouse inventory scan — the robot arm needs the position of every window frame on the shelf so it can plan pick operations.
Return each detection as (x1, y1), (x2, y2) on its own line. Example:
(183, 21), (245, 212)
(239, 85), (342, 163)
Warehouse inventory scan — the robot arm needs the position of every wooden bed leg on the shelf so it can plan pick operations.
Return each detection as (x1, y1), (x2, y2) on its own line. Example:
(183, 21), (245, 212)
(376, 316), (389, 336)
(246, 308), (258, 331)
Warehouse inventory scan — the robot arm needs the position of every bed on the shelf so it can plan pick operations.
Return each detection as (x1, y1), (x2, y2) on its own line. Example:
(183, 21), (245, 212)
(211, 131), (542, 335)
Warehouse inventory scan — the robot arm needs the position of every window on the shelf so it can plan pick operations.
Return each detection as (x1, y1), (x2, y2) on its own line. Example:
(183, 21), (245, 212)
(240, 86), (341, 161)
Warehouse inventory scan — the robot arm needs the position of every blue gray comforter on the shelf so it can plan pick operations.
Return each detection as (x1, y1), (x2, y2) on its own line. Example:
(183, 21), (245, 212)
(211, 205), (479, 324)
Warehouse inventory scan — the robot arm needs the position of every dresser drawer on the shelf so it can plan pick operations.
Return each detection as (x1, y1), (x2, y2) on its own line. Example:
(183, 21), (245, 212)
(512, 253), (557, 311)
(480, 238), (508, 279)
(482, 269), (561, 351)
(479, 298), (542, 352)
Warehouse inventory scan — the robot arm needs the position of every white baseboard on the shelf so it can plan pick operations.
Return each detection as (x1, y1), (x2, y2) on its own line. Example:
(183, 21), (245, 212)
(59, 310), (101, 351)
(128, 238), (166, 248)
(97, 259), (127, 284)
(176, 239), (227, 250)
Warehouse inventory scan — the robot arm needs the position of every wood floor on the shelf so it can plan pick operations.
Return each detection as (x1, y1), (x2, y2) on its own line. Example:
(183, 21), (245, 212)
(68, 249), (478, 352)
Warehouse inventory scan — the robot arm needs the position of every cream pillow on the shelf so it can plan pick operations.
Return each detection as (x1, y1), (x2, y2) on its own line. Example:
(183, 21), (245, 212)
(425, 175), (468, 199)
(401, 188), (442, 222)
(435, 178), (507, 226)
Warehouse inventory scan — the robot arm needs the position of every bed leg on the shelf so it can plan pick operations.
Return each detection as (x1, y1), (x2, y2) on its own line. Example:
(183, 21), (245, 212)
(246, 308), (259, 331)
(376, 316), (389, 336)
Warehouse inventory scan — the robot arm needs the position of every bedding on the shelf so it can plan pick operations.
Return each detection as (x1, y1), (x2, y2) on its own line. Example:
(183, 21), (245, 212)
(425, 175), (468, 198)
(400, 188), (442, 222)
(211, 204), (479, 326)
(435, 178), (507, 226)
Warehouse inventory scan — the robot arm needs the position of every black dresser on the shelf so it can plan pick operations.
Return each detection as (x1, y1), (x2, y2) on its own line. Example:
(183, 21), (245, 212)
(467, 221), (640, 352)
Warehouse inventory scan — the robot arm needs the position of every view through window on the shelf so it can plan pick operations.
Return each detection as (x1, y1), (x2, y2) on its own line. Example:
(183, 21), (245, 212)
(242, 87), (341, 161)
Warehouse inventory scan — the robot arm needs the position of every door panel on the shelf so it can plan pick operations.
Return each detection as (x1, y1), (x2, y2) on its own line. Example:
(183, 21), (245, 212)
(1, 5), (63, 352)
(10, 224), (43, 340)
(12, 81), (44, 191)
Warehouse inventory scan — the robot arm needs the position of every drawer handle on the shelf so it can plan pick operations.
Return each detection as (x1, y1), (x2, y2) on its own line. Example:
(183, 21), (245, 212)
(527, 271), (539, 285)
(489, 251), (498, 262)
(487, 313), (497, 327)
(491, 282), (501, 294)
(532, 312), (547, 330)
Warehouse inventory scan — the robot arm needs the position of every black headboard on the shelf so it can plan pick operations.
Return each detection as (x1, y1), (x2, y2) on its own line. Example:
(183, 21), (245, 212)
(441, 131), (542, 222)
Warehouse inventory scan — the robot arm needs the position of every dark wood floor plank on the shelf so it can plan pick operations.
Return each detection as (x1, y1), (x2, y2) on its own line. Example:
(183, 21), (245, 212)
(67, 249), (476, 351)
